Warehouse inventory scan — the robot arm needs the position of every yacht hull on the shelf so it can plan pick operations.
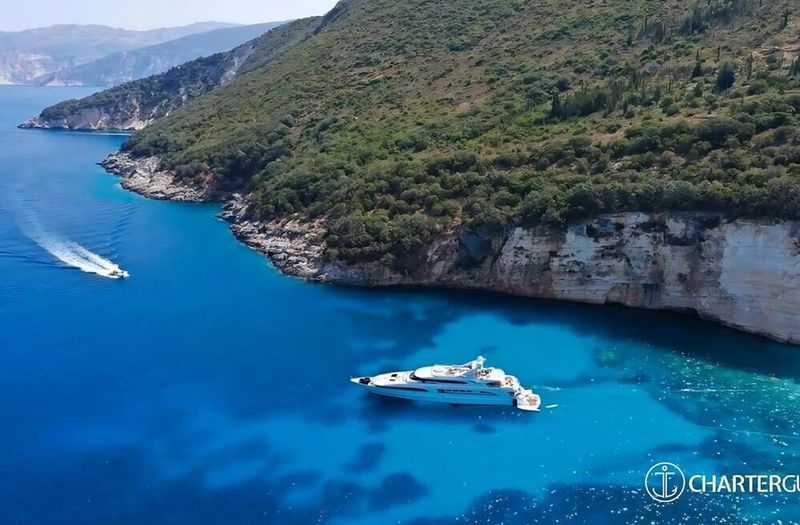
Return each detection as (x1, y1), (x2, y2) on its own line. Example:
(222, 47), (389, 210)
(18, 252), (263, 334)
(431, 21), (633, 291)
(355, 383), (515, 407)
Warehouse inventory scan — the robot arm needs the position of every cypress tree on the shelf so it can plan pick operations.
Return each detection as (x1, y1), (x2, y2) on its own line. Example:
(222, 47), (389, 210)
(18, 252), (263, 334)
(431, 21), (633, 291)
(550, 91), (562, 119)
(716, 62), (736, 91)
(692, 60), (704, 78)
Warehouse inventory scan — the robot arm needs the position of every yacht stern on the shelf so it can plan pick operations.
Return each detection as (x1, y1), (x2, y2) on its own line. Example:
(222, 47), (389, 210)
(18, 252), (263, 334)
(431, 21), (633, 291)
(515, 389), (541, 411)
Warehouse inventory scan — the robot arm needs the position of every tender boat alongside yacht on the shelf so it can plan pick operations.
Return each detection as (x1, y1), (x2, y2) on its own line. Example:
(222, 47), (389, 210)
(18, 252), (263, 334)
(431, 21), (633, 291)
(351, 356), (541, 411)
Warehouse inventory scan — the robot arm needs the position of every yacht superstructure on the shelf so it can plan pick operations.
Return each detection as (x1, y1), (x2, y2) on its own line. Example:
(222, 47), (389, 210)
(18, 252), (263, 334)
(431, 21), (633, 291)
(351, 356), (540, 411)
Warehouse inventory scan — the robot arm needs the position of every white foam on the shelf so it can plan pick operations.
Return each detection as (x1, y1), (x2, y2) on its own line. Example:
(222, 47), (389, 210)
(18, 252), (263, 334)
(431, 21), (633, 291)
(20, 216), (126, 279)
(67, 242), (117, 271)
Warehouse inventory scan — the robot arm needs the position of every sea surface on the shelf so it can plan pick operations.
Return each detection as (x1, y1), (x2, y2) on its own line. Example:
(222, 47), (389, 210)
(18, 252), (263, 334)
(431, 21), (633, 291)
(1, 86), (799, 524)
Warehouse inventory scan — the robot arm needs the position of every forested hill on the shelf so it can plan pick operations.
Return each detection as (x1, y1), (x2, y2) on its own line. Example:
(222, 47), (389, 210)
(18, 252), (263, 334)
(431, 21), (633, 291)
(20, 19), (319, 130)
(106, 0), (800, 260)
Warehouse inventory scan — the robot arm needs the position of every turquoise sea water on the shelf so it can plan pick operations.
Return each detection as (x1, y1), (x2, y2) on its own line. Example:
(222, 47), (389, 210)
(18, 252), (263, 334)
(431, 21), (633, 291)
(1, 86), (799, 524)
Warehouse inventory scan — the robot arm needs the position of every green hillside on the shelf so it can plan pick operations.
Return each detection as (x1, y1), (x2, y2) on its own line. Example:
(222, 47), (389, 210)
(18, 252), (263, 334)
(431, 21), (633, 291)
(125, 0), (800, 262)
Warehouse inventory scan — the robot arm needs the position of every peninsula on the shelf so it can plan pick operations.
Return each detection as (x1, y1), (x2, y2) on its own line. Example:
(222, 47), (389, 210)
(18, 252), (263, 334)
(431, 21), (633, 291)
(25, 0), (800, 343)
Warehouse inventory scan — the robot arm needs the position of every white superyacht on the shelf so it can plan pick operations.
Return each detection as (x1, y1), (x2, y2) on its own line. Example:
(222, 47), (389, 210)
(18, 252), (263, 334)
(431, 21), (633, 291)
(351, 356), (541, 411)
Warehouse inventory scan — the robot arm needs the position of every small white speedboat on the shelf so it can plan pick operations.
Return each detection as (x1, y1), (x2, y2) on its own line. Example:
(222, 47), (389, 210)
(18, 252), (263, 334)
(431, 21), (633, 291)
(351, 356), (541, 411)
(108, 268), (129, 279)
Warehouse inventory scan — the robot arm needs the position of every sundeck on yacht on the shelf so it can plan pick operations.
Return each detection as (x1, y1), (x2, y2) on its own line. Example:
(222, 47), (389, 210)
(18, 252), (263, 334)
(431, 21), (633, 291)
(351, 356), (541, 411)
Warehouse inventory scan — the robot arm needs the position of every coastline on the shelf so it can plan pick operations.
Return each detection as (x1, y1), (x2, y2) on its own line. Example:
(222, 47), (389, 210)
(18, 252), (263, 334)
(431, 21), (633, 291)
(101, 152), (227, 202)
(102, 151), (800, 346)
(102, 152), (327, 277)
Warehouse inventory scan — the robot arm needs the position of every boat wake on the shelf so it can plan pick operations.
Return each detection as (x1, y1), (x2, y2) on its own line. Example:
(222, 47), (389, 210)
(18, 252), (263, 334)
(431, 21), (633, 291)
(21, 220), (128, 279)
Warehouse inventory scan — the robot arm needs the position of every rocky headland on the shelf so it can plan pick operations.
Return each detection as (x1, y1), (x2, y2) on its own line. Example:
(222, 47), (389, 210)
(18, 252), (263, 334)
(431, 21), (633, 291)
(17, 40), (258, 131)
(20, 109), (151, 131)
(101, 152), (227, 202)
(103, 154), (800, 345)
(17, 18), (320, 132)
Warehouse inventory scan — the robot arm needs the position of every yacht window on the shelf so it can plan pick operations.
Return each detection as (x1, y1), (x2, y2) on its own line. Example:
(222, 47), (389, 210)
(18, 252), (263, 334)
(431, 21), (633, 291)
(436, 389), (496, 395)
(376, 386), (426, 392)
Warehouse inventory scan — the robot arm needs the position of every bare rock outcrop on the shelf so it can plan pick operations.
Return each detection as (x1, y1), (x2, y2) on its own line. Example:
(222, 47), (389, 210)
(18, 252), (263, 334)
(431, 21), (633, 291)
(232, 211), (800, 344)
(101, 152), (225, 202)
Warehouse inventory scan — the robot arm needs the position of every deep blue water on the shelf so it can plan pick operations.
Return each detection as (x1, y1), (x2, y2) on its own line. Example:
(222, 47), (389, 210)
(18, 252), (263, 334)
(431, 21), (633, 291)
(1, 86), (799, 524)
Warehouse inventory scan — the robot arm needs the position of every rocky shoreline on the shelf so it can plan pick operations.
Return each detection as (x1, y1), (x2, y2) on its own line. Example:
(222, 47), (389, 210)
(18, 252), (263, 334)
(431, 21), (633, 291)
(19, 114), (149, 131)
(221, 197), (328, 280)
(103, 152), (330, 278)
(101, 152), (227, 202)
(101, 153), (800, 346)
(18, 117), (67, 130)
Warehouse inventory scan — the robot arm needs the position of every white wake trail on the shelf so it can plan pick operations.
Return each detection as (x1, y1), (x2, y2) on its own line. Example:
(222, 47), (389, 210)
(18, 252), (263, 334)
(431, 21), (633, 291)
(66, 242), (118, 272)
(36, 236), (116, 277)
(19, 217), (125, 279)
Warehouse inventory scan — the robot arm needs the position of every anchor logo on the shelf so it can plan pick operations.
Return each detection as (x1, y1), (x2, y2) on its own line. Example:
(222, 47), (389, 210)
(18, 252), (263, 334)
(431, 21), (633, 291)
(644, 462), (686, 503)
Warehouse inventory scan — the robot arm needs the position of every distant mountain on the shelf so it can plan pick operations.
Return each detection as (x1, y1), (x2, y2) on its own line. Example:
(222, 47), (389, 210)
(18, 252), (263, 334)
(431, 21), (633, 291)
(0, 22), (238, 84)
(34, 22), (285, 87)
(21, 19), (318, 130)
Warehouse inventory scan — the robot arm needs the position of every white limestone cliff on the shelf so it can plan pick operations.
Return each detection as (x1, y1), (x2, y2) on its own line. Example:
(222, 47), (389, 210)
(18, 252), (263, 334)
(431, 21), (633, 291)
(234, 212), (800, 344)
(100, 158), (800, 344)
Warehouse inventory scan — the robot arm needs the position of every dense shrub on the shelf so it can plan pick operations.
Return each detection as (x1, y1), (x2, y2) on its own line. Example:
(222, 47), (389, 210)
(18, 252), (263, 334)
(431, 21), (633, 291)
(105, 0), (800, 266)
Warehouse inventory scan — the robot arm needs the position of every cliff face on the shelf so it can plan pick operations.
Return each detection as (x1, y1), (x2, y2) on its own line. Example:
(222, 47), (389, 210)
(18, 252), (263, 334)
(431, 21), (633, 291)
(104, 156), (800, 345)
(230, 210), (800, 345)
(22, 105), (152, 131)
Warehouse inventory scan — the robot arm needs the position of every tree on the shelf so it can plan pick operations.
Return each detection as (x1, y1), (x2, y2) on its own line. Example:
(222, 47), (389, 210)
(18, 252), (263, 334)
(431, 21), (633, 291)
(680, 7), (707, 35)
(716, 62), (736, 92)
(691, 59), (704, 78)
(790, 55), (800, 77)
(550, 90), (562, 118)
